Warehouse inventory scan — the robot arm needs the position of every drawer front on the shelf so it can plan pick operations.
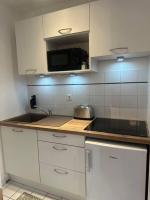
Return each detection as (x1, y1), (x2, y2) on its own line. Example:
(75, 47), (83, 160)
(38, 131), (85, 147)
(40, 162), (85, 199)
(38, 141), (85, 172)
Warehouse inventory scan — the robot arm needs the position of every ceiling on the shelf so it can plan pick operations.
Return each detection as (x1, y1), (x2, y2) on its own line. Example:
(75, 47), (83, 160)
(0, 0), (95, 18)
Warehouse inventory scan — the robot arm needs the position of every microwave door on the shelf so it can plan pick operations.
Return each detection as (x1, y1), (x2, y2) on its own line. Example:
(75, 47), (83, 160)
(48, 52), (70, 72)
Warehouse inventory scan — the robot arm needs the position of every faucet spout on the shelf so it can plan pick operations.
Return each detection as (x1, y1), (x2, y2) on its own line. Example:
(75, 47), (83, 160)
(48, 109), (52, 116)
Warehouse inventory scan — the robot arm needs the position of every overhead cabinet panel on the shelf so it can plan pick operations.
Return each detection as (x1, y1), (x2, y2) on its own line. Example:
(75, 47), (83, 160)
(15, 16), (47, 75)
(90, 0), (150, 58)
(43, 4), (90, 39)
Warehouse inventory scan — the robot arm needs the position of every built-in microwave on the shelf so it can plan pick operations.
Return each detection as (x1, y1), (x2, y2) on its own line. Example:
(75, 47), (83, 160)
(47, 48), (88, 72)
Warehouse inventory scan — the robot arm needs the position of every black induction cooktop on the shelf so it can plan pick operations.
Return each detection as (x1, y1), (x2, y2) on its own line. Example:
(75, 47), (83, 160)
(85, 118), (148, 137)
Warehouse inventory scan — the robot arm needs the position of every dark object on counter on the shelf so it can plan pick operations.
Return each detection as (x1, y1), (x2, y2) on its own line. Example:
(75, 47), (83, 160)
(85, 118), (148, 137)
(30, 95), (37, 109)
(74, 105), (94, 120)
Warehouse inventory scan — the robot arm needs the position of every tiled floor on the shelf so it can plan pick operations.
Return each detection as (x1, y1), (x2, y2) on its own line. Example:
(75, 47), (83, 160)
(2, 181), (60, 200)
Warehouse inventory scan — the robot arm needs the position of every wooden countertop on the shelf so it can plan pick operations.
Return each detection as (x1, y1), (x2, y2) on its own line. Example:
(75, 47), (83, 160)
(1, 116), (150, 145)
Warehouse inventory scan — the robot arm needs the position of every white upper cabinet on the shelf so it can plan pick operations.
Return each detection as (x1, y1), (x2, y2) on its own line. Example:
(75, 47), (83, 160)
(43, 4), (90, 39)
(15, 16), (47, 75)
(90, 0), (150, 58)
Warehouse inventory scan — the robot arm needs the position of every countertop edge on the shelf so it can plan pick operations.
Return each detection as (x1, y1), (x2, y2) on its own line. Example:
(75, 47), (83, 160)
(1, 120), (150, 145)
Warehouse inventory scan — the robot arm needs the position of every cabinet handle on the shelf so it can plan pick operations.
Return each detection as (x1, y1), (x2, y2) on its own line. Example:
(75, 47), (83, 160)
(52, 145), (68, 151)
(110, 47), (128, 54)
(12, 129), (24, 133)
(54, 168), (68, 175)
(86, 149), (92, 172)
(109, 155), (119, 160)
(52, 133), (67, 138)
(25, 69), (37, 74)
(58, 28), (72, 35)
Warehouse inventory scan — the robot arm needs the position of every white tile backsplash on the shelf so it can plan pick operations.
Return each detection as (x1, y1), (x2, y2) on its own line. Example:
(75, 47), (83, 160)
(105, 71), (121, 83)
(120, 96), (138, 108)
(121, 83), (138, 95)
(89, 85), (105, 95)
(27, 57), (149, 121)
(137, 83), (148, 95)
(121, 70), (138, 82)
(105, 107), (120, 119)
(104, 95), (120, 107)
(105, 84), (121, 95)
(120, 108), (138, 120)
(138, 96), (148, 109)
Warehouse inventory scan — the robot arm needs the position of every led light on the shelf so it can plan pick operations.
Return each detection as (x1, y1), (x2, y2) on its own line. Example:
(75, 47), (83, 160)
(39, 74), (45, 78)
(117, 56), (125, 62)
(69, 73), (76, 77)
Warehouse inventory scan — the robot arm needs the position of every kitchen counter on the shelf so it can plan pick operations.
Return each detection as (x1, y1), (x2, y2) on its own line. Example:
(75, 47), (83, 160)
(1, 115), (150, 145)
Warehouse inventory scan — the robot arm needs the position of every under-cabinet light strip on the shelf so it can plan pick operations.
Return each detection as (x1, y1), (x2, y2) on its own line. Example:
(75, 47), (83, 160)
(27, 81), (148, 87)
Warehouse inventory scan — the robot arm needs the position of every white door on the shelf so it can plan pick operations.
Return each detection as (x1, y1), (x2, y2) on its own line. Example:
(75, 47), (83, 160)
(1, 126), (40, 183)
(90, 0), (150, 58)
(43, 4), (89, 39)
(15, 16), (47, 75)
(86, 140), (147, 200)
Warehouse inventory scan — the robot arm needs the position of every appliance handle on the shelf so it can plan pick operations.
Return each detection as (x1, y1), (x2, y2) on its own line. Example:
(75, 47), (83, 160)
(86, 149), (92, 172)
(58, 28), (72, 35)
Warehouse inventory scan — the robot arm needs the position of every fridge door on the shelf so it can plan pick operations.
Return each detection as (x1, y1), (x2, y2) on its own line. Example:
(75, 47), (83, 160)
(85, 140), (147, 200)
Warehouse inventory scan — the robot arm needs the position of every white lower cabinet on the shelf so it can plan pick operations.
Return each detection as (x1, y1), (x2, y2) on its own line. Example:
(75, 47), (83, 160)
(38, 141), (85, 172)
(1, 126), (85, 199)
(1, 126), (40, 182)
(85, 140), (147, 200)
(38, 131), (85, 200)
(40, 163), (85, 200)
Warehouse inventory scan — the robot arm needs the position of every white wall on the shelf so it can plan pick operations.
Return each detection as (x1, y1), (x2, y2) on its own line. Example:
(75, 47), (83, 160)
(0, 4), (27, 186)
(147, 57), (150, 131)
(27, 57), (148, 121)
(147, 57), (150, 200)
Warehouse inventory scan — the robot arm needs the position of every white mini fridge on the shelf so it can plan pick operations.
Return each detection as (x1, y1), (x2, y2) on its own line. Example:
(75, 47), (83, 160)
(85, 139), (147, 200)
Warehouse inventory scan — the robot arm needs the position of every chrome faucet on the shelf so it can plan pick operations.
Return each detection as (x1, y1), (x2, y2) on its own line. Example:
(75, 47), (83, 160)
(35, 107), (52, 116)
(48, 109), (52, 116)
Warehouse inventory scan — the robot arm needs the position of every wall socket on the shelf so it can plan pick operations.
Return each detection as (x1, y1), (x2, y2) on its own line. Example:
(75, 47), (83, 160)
(66, 94), (72, 101)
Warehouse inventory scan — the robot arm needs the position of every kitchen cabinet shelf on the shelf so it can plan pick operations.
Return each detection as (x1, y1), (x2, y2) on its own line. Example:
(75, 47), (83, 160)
(46, 68), (96, 76)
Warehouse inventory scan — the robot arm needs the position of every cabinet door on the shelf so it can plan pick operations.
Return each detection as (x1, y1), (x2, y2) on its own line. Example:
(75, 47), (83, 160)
(43, 4), (89, 39)
(86, 140), (147, 200)
(90, 0), (150, 58)
(1, 126), (40, 183)
(15, 16), (47, 75)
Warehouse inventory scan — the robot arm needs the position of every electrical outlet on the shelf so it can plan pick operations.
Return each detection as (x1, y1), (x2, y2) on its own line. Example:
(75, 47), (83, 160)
(66, 94), (72, 101)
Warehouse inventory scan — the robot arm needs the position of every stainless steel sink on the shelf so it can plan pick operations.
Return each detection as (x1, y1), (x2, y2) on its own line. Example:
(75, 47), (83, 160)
(7, 113), (48, 123)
